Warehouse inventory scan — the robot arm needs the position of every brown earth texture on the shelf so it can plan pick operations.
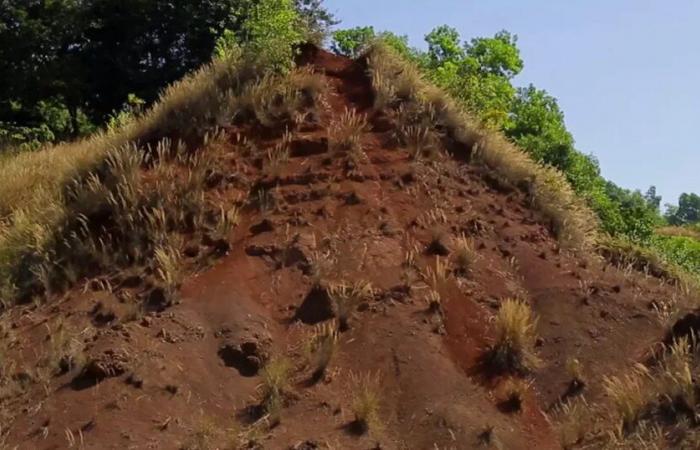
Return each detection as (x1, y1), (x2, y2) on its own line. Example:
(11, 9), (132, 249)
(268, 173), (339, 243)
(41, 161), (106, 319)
(0, 47), (698, 450)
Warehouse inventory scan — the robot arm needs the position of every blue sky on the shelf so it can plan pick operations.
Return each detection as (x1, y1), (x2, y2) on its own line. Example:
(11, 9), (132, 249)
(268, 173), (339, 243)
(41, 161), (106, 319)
(324, 0), (700, 207)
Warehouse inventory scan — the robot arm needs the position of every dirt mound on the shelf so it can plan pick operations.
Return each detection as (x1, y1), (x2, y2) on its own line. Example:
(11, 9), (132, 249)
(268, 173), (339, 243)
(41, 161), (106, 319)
(0, 47), (695, 450)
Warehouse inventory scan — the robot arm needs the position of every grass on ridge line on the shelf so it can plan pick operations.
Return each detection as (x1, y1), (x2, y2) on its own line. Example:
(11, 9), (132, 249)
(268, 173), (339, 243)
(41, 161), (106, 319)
(363, 41), (598, 252)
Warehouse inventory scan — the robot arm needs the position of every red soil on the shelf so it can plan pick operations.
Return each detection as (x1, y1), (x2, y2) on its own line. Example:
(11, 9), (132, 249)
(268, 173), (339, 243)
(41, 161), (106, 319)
(0, 47), (692, 450)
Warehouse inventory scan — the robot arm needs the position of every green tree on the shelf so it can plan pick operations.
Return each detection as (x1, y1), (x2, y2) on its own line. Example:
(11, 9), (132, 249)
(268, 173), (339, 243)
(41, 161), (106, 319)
(294, 0), (338, 40)
(666, 193), (700, 225)
(505, 85), (575, 171)
(423, 28), (522, 129)
(331, 26), (377, 57)
(331, 26), (414, 60)
(644, 186), (662, 212)
(0, 0), (335, 148)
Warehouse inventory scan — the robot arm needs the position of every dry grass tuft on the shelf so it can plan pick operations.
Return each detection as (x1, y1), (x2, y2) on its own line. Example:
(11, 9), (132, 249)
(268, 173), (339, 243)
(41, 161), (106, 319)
(328, 108), (368, 163)
(154, 242), (184, 304)
(303, 322), (339, 381)
(452, 233), (477, 275)
(349, 372), (383, 435)
(328, 280), (374, 331)
(565, 357), (586, 393)
(239, 67), (327, 129)
(487, 298), (540, 374)
(182, 415), (218, 450)
(603, 364), (652, 432)
(549, 397), (591, 448)
(259, 356), (292, 426)
(497, 378), (530, 413)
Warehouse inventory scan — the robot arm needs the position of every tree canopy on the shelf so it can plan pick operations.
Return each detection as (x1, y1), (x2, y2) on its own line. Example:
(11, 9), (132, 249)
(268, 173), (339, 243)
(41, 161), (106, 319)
(0, 0), (335, 148)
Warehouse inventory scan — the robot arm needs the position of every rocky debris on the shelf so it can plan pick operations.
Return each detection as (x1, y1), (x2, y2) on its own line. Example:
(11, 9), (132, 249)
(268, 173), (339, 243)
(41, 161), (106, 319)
(82, 349), (131, 381)
(217, 325), (272, 377)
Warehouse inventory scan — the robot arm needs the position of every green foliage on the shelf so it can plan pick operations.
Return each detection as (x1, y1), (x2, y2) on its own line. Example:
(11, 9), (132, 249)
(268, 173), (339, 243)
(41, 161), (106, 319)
(332, 26), (377, 57)
(422, 27), (522, 130)
(331, 26), (414, 60)
(650, 235), (700, 275)
(238, 0), (305, 72)
(294, 0), (338, 43)
(504, 85), (575, 170)
(0, 0), (335, 150)
(666, 193), (700, 226)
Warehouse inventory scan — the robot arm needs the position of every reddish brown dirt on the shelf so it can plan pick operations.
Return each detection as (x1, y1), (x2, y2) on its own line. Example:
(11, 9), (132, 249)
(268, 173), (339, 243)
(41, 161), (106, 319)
(0, 48), (694, 450)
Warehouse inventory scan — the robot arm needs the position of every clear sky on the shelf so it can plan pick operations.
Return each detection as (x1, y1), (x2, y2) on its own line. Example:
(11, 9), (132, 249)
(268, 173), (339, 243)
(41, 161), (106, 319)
(324, 0), (700, 207)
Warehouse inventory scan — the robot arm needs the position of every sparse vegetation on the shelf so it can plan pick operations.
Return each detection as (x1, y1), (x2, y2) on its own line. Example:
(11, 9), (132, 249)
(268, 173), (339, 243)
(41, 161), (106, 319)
(365, 40), (597, 251)
(487, 298), (540, 374)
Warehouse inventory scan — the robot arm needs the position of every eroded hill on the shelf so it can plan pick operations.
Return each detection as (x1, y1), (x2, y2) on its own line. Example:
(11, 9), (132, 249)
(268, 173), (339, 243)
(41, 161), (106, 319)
(0, 45), (698, 450)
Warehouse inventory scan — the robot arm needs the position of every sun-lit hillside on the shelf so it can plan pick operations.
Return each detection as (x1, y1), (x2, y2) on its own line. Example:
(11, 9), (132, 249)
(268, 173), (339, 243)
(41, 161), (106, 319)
(1, 2), (700, 449)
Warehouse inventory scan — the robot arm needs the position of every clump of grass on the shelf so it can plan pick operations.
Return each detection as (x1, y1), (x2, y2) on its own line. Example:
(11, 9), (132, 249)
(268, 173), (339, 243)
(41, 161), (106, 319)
(259, 356), (292, 426)
(425, 289), (442, 314)
(43, 319), (86, 375)
(603, 364), (652, 432)
(328, 108), (368, 162)
(486, 298), (540, 374)
(400, 123), (441, 161)
(303, 322), (339, 381)
(307, 249), (337, 289)
(565, 357), (586, 393)
(212, 206), (240, 242)
(655, 337), (695, 416)
(497, 378), (530, 413)
(349, 372), (383, 435)
(182, 415), (218, 450)
(154, 242), (184, 304)
(426, 227), (450, 257)
(549, 397), (590, 448)
(452, 233), (477, 275)
(239, 67), (327, 129)
(328, 280), (374, 331)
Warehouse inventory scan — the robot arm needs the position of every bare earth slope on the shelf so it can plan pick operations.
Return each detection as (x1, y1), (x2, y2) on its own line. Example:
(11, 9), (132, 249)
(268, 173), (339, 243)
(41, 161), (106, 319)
(0, 48), (691, 450)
